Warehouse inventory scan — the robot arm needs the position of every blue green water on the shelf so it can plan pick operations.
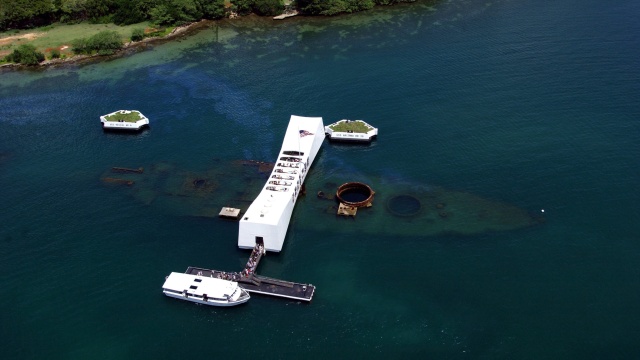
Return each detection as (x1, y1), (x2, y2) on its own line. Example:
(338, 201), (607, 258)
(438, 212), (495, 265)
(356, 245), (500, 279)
(1, 0), (639, 357)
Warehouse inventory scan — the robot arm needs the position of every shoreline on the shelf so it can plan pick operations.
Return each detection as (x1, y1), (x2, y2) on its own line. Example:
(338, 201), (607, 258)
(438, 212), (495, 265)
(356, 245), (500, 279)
(0, 0), (426, 73)
(0, 19), (214, 72)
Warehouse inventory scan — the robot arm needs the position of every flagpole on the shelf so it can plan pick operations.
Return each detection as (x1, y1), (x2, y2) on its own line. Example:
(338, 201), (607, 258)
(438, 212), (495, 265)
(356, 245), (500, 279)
(297, 125), (301, 155)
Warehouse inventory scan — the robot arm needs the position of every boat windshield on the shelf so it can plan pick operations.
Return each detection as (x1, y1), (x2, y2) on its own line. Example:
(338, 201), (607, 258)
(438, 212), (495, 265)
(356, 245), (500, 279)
(230, 287), (241, 301)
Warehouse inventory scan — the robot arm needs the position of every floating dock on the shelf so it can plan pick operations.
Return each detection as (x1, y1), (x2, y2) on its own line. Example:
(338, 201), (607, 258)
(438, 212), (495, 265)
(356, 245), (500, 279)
(185, 242), (315, 302)
(185, 267), (315, 302)
(219, 207), (241, 219)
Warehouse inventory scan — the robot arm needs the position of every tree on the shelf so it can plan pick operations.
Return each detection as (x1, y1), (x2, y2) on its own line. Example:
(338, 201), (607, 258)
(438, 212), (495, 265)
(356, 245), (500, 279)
(197, 0), (226, 19)
(149, 0), (203, 26)
(297, 0), (376, 15)
(252, 0), (283, 16)
(0, 0), (56, 30)
(85, 0), (116, 21)
(4, 44), (45, 65)
(232, 0), (253, 15)
(112, 0), (154, 25)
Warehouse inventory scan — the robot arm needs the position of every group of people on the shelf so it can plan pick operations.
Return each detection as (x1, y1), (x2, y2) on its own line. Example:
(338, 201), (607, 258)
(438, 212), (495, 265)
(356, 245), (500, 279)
(266, 186), (289, 192)
(272, 174), (295, 180)
(279, 157), (301, 163)
(241, 243), (265, 278)
(214, 243), (265, 280)
(277, 162), (300, 168)
(268, 180), (292, 186)
(217, 271), (239, 281)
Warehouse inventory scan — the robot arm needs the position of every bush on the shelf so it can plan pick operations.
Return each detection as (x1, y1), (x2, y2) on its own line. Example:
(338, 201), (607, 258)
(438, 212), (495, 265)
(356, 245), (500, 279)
(4, 44), (45, 65)
(71, 37), (89, 54)
(89, 31), (123, 54)
(72, 30), (123, 55)
(131, 28), (145, 42)
(50, 49), (61, 59)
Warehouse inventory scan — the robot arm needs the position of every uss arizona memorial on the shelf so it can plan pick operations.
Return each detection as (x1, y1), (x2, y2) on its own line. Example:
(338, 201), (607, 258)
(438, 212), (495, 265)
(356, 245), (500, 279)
(238, 115), (325, 252)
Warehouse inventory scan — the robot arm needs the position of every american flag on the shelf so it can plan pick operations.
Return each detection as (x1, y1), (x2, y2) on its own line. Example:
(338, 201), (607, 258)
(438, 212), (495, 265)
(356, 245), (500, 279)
(299, 130), (314, 137)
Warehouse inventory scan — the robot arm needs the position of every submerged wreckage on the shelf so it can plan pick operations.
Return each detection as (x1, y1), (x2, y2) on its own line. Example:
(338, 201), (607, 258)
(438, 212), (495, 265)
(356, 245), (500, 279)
(101, 161), (542, 238)
(102, 115), (543, 307)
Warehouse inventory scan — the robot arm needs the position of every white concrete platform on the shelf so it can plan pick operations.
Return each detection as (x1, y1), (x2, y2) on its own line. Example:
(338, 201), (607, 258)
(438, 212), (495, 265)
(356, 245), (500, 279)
(324, 119), (378, 142)
(100, 110), (149, 131)
(238, 115), (325, 252)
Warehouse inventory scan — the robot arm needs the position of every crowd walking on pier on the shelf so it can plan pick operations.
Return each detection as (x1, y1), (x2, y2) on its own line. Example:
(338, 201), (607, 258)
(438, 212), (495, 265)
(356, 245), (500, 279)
(242, 243), (265, 278)
(215, 242), (265, 281)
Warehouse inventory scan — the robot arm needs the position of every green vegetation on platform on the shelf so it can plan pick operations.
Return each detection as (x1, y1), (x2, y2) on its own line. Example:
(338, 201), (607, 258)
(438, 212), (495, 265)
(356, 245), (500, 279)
(329, 120), (372, 133)
(104, 111), (143, 123)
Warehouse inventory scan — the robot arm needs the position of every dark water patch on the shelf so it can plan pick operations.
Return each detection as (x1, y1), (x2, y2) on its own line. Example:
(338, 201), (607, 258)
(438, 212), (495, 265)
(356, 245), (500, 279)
(387, 194), (422, 217)
(0, 151), (12, 164)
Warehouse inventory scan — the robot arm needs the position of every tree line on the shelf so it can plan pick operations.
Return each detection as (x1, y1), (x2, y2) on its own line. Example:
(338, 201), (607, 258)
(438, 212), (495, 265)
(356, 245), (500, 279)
(298, 0), (417, 16)
(1, 0), (419, 31)
(0, 0), (228, 30)
(2, 0), (420, 64)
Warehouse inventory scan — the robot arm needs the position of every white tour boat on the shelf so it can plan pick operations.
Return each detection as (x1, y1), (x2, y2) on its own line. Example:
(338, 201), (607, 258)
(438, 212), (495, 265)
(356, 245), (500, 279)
(100, 110), (149, 131)
(162, 272), (250, 307)
(238, 115), (325, 252)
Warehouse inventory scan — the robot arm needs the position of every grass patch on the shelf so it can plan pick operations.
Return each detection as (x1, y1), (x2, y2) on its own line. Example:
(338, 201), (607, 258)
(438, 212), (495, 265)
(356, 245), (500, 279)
(145, 26), (176, 38)
(104, 111), (144, 123)
(329, 120), (372, 133)
(0, 21), (151, 55)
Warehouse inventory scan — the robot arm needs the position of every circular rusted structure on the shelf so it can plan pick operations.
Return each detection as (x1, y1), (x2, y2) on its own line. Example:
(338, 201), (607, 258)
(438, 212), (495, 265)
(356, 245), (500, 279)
(335, 182), (375, 207)
(386, 194), (422, 217)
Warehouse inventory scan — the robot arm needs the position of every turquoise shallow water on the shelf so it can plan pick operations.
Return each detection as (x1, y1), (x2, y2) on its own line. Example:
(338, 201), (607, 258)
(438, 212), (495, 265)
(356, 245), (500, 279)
(1, 0), (640, 358)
